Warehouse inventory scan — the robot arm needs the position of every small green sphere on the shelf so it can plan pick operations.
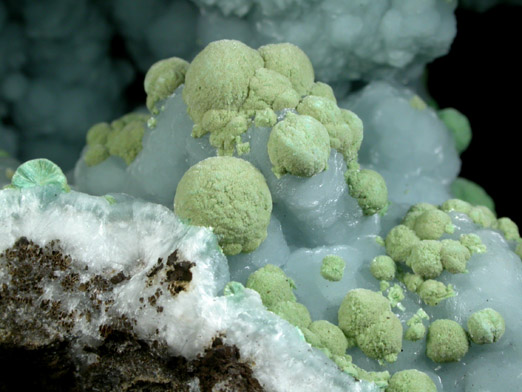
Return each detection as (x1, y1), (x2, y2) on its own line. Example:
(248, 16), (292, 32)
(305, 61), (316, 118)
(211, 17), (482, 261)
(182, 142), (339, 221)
(338, 289), (391, 338)
(467, 308), (505, 344)
(345, 168), (388, 215)
(11, 159), (69, 192)
(402, 203), (437, 229)
(407, 240), (443, 279)
(308, 320), (348, 356)
(426, 319), (469, 363)
(272, 301), (312, 330)
(174, 157), (272, 255)
(418, 280), (454, 306)
(440, 239), (471, 274)
(402, 273), (424, 293)
(246, 265), (296, 309)
(451, 177), (495, 213)
(438, 108), (472, 154)
(494, 217), (520, 241)
(405, 323), (427, 342)
(370, 255), (397, 281)
(413, 209), (453, 240)
(320, 254), (346, 282)
(267, 113), (330, 178)
(468, 205), (497, 228)
(441, 198), (473, 215)
(356, 311), (403, 363)
(386, 369), (437, 392)
(385, 225), (421, 262)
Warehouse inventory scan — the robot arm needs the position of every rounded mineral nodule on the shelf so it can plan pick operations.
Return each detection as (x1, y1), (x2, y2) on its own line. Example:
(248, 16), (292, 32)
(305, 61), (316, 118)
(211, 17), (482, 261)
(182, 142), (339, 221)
(386, 369), (437, 392)
(467, 308), (505, 344)
(174, 156), (272, 255)
(426, 319), (469, 363)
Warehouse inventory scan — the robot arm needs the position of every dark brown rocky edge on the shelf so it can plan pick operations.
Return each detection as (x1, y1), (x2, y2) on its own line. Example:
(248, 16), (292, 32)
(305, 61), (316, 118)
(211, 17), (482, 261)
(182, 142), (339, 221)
(0, 237), (264, 392)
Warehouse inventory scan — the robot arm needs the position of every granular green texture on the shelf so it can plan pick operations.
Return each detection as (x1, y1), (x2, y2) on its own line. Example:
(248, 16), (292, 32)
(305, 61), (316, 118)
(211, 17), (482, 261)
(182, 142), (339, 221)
(258, 43), (315, 96)
(345, 164), (389, 215)
(84, 113), (149, 166)
(402, 273), (424, 293)
(387, 284), (405, 309)
(441, 198), (473, 215)
(438, 108), (472, 154)
(297, 96), (363, 161)
(418, 280), (455, 306)
(451, 177), (495, 213)
(338, 289), (391, 338)
(386, 369), (436, 392)
(144, 57), (189, 114)
(426, 319), (469, 363)
(267, 113), (330, 178)
(404, 309), (429, 342)
(370, 255), (396, 281)
(407, 240), (443, 279)
(9, 159), (69, 192)
(385, 225), (421, 262)
(356, 311), (403, 363)
(246, 265), (296, 309)
(467, 308), (505, 344)
(402, 203), (437, 229)
(460, 233), (487, 254)
(468, 205), (497, 228)
(174, 157), (272, 255)
(440, 239), (471, 274)
(309, 82), (337, 102)
(494, 217), (520, 241)
(308, 320), (348, 356)
(320, 254), (346, 281)
(271, 301), (312, 330)
(413, 209), (454, 240)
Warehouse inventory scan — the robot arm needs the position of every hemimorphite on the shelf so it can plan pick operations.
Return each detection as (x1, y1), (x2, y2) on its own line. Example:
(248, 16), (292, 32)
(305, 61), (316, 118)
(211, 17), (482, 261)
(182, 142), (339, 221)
(174, 156), (272, 255)
(320, 254), (346, 282)
(267, 113), (330, 178)
(467, 308), (505, 344)
(426, 319), (469, 363)
(9, 158), (69, 192)
(386, 369), (436, 392)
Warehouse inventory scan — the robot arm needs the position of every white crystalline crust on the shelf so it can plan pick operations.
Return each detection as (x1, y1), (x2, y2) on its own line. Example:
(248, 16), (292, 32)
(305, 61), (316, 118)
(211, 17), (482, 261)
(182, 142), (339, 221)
(0, 187), (380, 392)
(195, 0), (457, 83)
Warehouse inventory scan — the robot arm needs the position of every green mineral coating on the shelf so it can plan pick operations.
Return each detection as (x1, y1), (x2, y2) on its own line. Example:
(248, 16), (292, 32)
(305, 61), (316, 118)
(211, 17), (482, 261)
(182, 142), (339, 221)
(413, 209), (454, 240)
(246, 264), (296, 309)
(297, 96), (363, 161)
(106, 119), (147, 165)
(354, 365), (391, 389)
(86, 122), (111, 146)
(111, 112), (149, 131)
(103, 195), (116, 205)
(418, 280), (455, 306)
(320, 254), (346, 282)
(10, 159), (69, 192)
(409, 95), (428, 110)
(380, 280), (391, 292)
(402, 203), (437, 229)
(440, 239), (471, 274)
(451, 177), (495, 213)
(386, 369), (437, 392)
(310, 81), (337, 102)
(370, 255), (397, 281)
(271, 301), (312, 330)
(407, 240), (443, 279)
(254, 108), (277, 128)
(438, 108), (472, 154)
(144, 57), (189, 114)
(84, 144), (110, 167)
(257, 43), (314, 96)
(375, 236), (385, 247)
(385, 225), (421, 262)
(243, 68), (300, 111)
(174, 157), (272, 255)
(267, 113), (330, 178)
(402, 273), (424, 292)
(468, 205), (497, 228)
(405, 323), (427, 342)
(494, 217), (520, 241)
(387, 284), (405, 309)
(308, 320), (348, 356)
(467, 308), (505, 344)
(356, 311), (403, 363)
(302, 328), (324, 349)
(183, 40), (263, 125)
(224, 281), (245, 297)
(338, 289), (391, 338)
(426, 319), (469, 363)
(345, 166), (388, 215)
(441, 198), (473, 215)
(332, 354), (360, 379)
(460, 233), (487, 254)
